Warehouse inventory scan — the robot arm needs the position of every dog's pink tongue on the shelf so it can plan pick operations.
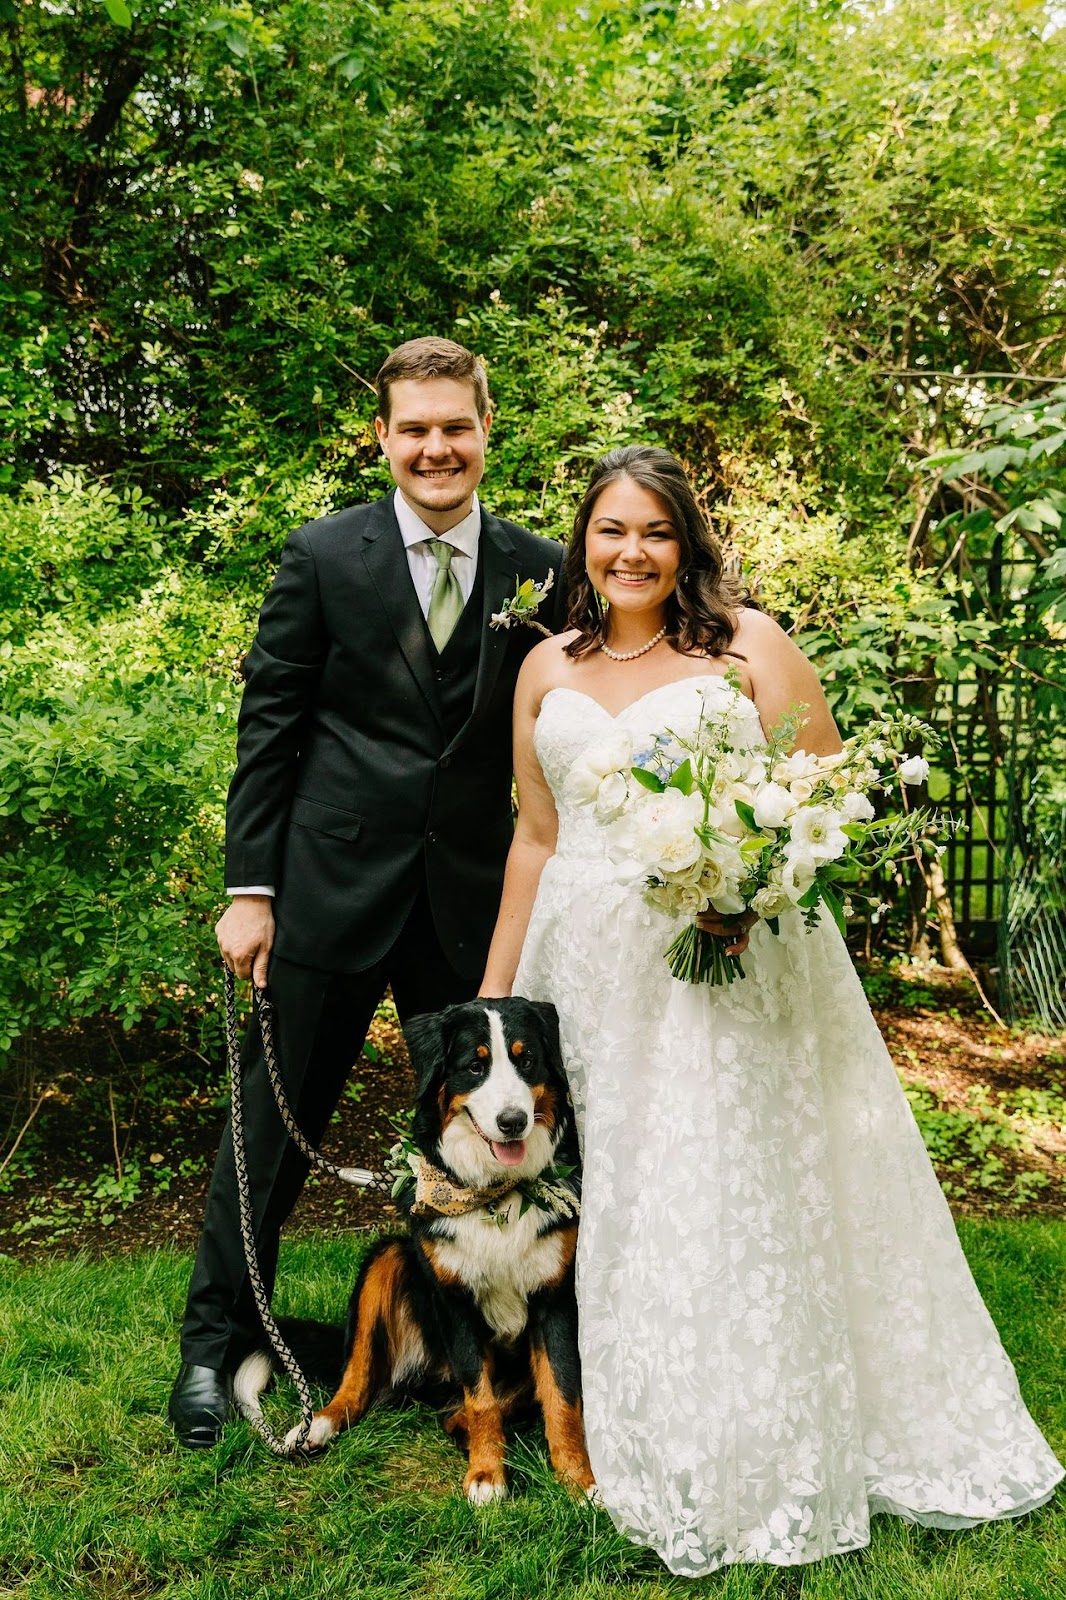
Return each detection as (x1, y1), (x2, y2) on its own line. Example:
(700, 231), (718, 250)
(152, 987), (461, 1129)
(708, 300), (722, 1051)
(491, 1139), (527, 1167)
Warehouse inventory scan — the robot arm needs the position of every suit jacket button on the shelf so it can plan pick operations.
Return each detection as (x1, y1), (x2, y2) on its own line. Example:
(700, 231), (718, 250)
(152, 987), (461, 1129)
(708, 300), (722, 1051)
(440, 755), (451, 769)
(427, 831), (437, 844)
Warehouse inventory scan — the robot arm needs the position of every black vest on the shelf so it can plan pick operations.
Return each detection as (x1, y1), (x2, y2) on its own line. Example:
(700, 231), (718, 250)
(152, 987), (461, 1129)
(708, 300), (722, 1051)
(425, 556), (485, 741)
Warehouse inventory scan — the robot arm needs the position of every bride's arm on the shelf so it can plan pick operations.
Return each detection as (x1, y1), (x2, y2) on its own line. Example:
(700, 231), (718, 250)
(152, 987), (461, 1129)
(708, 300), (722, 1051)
(479, 648), (561, 998)
(734, 608), (843, 757)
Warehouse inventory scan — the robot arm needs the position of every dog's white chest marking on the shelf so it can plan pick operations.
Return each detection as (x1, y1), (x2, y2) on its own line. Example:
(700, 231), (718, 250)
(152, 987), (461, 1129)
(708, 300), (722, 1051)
(435, 1200), (565, 1343)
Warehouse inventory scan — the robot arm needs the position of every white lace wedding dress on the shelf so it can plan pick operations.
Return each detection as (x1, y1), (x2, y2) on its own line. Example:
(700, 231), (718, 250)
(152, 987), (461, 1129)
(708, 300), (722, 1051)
(513, 675), (1062, 1576)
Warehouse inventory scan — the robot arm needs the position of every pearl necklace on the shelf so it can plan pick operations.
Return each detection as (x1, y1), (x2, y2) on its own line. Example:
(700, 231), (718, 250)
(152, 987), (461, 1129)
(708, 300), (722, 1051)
(600, 624), (667, 662)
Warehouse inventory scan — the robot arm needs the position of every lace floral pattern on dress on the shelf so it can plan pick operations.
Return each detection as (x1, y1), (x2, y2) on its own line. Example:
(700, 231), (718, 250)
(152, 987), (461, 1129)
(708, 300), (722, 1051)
(514, 676), (1062, 1577)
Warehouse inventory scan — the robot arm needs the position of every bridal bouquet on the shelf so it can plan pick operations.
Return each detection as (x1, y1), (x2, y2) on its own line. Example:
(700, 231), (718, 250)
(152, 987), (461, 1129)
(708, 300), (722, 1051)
(567, 679), (947, 985)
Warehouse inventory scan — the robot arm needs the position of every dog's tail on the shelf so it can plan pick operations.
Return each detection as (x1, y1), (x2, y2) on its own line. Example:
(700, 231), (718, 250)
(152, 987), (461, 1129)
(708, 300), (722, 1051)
(232, 1318), (344, 1430)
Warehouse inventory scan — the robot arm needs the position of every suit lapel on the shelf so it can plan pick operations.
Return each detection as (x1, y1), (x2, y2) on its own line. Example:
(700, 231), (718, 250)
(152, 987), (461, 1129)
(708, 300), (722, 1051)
(360, 499), (445, 734)
(446, 512), (518, 754)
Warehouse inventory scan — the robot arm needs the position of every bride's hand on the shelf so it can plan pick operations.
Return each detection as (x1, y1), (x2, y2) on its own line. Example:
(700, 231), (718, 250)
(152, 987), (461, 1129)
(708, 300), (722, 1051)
(696, 908), (758, 957)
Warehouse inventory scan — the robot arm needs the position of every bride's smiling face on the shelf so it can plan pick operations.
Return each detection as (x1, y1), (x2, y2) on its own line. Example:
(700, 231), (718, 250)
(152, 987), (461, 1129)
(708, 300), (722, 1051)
(584, 478), (680, 614)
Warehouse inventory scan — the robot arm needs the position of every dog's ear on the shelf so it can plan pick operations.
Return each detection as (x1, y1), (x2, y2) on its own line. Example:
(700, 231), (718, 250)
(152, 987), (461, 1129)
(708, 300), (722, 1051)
(402, 1009), (449, 1100)
(522, 998), (561, 1056)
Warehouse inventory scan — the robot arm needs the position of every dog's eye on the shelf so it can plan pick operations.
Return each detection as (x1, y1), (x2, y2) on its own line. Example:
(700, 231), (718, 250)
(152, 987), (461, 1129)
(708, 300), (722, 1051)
(471, 1056), (489, 1075)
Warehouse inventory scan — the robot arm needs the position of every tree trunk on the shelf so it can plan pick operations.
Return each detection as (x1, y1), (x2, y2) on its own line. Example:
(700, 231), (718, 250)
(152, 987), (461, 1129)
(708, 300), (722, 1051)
(926, 855), (969, 971)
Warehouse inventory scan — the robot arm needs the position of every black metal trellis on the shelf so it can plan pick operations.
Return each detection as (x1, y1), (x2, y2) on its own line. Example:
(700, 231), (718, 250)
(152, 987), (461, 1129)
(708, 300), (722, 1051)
(931, 632), (1066, 1027)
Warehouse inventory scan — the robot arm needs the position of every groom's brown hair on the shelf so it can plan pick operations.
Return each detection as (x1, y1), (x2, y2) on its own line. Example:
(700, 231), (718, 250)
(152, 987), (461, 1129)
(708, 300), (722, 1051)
(375, 337), (491, 426)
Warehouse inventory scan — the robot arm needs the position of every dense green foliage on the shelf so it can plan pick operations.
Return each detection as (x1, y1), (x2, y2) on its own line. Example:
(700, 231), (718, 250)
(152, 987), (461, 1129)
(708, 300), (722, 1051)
(1, 1220), (1064, 1596)
(1, 0), (1064, 1060)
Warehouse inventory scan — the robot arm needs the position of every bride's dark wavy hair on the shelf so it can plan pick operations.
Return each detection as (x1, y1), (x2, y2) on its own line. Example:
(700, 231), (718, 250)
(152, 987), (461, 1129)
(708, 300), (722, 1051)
(563, 445), (749, 660)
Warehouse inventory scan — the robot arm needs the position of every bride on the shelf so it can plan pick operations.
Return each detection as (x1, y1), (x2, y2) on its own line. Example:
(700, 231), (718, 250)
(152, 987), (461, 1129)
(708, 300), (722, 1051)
(479, 444), (1063, 1575)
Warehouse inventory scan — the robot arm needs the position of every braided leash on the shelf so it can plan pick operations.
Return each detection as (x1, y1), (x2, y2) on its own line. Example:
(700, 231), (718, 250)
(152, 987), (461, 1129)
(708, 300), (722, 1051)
(224, 967), (390, 1458)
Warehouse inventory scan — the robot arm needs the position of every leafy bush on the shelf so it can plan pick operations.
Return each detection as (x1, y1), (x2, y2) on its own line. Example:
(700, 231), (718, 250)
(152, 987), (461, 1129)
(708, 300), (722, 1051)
(0, 677), (233, 1057)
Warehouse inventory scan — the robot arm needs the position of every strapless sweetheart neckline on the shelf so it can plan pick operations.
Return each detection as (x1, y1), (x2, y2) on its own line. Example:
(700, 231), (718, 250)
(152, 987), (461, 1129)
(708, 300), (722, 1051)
(539, 674), (760, 723)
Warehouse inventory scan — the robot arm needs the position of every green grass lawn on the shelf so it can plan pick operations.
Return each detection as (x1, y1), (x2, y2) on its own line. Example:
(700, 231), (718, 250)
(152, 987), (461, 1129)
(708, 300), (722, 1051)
(1, 1220), (1063, 1600)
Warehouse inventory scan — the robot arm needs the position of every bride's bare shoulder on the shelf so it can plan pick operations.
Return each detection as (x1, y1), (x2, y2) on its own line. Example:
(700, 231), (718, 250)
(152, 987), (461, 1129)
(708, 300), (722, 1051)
(516, 631), (583, 705)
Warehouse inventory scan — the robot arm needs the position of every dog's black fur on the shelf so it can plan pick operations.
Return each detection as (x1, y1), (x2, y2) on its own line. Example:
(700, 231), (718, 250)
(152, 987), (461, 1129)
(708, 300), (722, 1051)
(234, 996), (593, 1502)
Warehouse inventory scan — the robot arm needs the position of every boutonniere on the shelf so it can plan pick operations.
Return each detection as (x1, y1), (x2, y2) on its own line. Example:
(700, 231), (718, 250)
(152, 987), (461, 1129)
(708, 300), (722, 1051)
(489, 570), (555, 638)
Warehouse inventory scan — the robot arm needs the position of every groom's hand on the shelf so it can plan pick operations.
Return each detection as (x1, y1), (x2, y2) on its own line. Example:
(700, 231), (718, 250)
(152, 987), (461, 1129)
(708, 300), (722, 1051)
(696, 908), (758, 957)
(216, 894), (275, 988)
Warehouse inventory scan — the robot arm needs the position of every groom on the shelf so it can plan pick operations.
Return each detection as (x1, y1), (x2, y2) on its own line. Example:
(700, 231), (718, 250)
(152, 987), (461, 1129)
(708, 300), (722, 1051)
(168, 336), (568, 1446)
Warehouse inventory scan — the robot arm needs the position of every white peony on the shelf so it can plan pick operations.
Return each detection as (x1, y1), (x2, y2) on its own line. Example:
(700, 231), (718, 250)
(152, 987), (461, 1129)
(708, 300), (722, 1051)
(568, 730), (633, 807)
(898, 755), (930, 786)
(609, 786), (704, 878)
(593, 770), (630, 822)
(752, 781), (796, 830)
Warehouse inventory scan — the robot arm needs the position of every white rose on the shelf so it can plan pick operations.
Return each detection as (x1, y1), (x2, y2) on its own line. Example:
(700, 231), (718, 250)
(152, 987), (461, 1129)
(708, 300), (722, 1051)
(699, 841), (746, 913)
(677, 885), (710, 917)
(751, 884), (794, 918)
(752, 782), (796, 830)
(788, 777), (814, 802)
(773, 750), (820, 784)
(898, 755), (930, 786)
(840, 791), (875, 822)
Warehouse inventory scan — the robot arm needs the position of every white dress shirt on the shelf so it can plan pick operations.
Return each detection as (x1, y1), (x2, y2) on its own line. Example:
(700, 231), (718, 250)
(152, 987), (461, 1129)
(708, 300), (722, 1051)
(227, 489), (482, 897)
(393, 487), (481, 613)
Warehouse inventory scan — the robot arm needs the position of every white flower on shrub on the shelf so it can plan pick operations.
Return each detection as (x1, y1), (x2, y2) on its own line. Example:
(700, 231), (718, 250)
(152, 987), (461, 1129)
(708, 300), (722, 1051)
(898, 755), (930, 786)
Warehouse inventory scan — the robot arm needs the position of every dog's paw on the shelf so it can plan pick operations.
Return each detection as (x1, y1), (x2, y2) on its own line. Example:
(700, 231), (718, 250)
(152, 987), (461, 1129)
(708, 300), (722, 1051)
(585, 1483), (604, 1508)
(285, 1414), (335, 1453)
(465, 1472), (508, 1506)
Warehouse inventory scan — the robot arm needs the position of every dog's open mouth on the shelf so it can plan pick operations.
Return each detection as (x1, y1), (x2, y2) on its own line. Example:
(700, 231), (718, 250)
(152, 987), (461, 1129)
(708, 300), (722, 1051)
(467, 1112), (527, 1167)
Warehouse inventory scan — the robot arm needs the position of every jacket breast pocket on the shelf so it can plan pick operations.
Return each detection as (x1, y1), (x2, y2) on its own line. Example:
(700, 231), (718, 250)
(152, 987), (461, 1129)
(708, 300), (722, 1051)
(288, 795), (363, 842)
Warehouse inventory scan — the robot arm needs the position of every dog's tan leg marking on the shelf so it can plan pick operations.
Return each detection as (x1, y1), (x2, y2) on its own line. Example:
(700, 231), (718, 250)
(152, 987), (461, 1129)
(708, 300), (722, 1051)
(461, 1361), (508, 1505)
(530, 1344), (595, 1492)
(314, 1242), (407, 1438)
(444, 1377), (530, 1445)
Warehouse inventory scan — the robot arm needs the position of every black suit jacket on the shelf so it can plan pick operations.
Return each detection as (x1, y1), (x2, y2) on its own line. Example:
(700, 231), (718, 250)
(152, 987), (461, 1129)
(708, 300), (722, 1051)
(224, 495), (568, 977)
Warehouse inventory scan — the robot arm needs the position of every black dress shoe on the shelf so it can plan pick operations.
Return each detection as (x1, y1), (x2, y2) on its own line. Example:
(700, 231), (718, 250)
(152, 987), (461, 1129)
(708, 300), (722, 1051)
(168, 1362), (234, 1448)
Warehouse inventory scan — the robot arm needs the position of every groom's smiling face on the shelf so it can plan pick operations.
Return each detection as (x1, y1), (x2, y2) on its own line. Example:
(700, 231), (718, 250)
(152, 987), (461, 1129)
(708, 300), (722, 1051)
(376, 377), (491, 532)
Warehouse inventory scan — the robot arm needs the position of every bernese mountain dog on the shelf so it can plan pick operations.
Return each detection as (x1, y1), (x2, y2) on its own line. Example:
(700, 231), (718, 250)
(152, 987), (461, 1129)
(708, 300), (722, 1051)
(233, 996), (594, 1504)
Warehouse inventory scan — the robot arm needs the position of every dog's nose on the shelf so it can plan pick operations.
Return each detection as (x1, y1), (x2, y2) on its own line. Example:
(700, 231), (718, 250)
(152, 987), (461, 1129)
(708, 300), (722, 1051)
(495, 1107), (529, 1140)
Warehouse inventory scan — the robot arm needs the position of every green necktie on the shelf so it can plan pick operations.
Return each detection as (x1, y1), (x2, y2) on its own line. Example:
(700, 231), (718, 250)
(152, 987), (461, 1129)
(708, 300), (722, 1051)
(427, 538), (464, 651)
